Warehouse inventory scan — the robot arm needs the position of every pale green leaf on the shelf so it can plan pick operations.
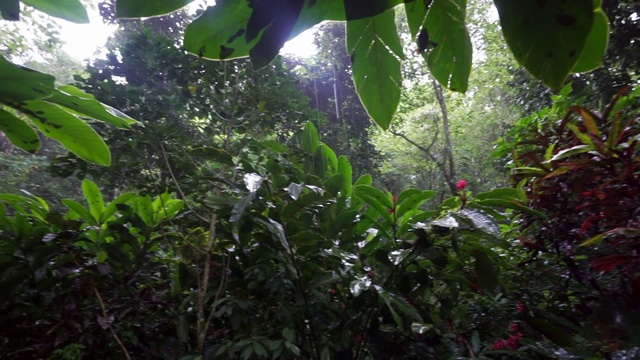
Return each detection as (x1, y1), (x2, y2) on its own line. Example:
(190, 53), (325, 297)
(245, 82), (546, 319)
(20, 101), (111, 166)
(48, 86), (138, 129)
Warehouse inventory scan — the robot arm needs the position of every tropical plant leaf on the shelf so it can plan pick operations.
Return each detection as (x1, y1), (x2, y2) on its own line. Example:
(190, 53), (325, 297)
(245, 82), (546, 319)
(494, 0), (594, 90)
(0, 55), (55, 102)
(302, 122), (320, 155)
(338, 156), (353, 198)
(0, 108), (40, 152)
(419, 0), (472, 92)
(184, 1), (257, 61)
(571, 3), (609, 73)
(22, 0), (89, 23)
(63, 199), (97, 225)
(473, 250), (499, 293)
(82, 180), (104, 224)
(48, 86), (138, 129)
(115, 0), (195, 18)
(18, 101), (111, 166)
(346, 9), (403, 129)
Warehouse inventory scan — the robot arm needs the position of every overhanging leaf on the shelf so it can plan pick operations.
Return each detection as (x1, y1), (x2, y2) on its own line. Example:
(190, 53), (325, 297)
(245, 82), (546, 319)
(347, 9), (403, 129)
(115, 0), (195, 18)
(48, 86), (138, 129)
(0, 55), (55, 102)
(0, 108), (40, 152)
(19, 101), (111, 166)
(22, 0), (89, 23)
(247, 0), (305, 68)
(494, 0), (594, 89)
(184, 1), (257, 61)
(571, 4), (609, 73)
(409, 0), (472, 92)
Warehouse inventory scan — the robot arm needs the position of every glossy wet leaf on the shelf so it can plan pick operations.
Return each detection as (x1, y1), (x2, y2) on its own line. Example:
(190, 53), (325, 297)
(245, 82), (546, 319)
(0, 109), (39, 153)
(115, 0), (195, 18)
(346, 9), (403, 129)
(494, 0), (594, 90)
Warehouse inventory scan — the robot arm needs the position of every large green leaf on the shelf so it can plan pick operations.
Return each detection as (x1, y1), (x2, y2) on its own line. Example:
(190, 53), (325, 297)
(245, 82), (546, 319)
(184, 1), (257, 61)
(338, 156), (353, 198)
(425, 0), (472, 92)
(82, 180), (105, 224)
(22, 0), (89, 23)
(571, 3), (609, 73)
(0, 55), (55, 102)
(48, 86), (138, 129)
(494, 0), (594, 90)
(19, 101), (111, 166)
(247, 0), (305, 68)
(473, 250), (499, 293)
(302, 122), (320, 155)
(347, 9), (403, 129)
(115, 0), (195, 18)
(344, 0), (405, 20)
(0, 108), (40, 153)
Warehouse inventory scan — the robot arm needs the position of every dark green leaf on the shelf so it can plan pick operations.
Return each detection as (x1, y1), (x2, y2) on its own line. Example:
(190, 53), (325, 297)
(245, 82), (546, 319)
(473, 250), (499, 293)
(305, 271), (339, 290)
(396, 190), (436, 221)
(100, 193), (136, 224)
(494, 0), (594, 89)
(190, 146), (234, 166)
(344, 0), (404, 20)
(0, 0), (19, 20)
(0, 108), (40, 152)
(22, 0), (89, 23)
(115, 0), (195, 18)
(248, 0), (305, 68)
(525, 317), (574, 347)
(346, 9), (403, 129)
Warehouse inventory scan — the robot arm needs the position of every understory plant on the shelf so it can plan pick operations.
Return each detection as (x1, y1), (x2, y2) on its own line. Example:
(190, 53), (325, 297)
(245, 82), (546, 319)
(509, 86), (640, 356)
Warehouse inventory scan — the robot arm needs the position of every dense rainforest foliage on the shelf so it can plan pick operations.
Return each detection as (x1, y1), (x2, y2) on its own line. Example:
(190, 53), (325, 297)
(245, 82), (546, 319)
(0, 0), (639, 359)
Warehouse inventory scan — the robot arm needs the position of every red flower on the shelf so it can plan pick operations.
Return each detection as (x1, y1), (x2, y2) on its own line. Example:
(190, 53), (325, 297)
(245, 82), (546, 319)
(388, 208), (395, 214)
(515, 302), (525, 313)
(456, 179), (467, 191)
